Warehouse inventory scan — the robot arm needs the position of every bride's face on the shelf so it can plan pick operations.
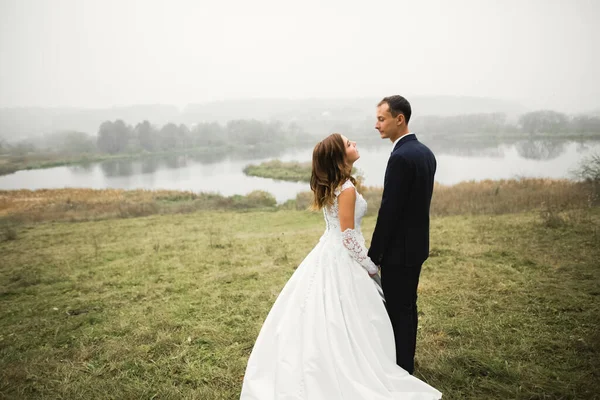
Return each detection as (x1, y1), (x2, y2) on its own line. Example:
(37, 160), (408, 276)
(341, 134), (360, 165)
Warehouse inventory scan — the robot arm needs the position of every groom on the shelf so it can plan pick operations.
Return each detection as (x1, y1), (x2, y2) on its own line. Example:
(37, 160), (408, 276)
(368, 95), (436, 375)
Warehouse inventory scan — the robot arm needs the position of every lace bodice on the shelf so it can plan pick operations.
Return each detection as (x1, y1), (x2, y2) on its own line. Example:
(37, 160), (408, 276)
(322, 180), (378, 275)
(323, 180), (368, 233)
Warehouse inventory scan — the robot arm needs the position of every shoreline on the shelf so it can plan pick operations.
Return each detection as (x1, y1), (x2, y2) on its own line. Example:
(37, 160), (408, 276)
(1, 133), (599, 177)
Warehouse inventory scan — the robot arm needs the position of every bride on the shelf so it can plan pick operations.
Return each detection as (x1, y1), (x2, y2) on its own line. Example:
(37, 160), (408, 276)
(240, 133), (442, 399)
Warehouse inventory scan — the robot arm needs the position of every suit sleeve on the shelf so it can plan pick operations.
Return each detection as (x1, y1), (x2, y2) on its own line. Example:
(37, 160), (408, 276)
(368, 154), (413, 265)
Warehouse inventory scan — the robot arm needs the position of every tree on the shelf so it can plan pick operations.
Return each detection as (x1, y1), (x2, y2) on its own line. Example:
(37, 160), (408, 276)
(570, 115), (600, 134)
(572, 152), (600, 182)
(191, 122), (226, 147)
(59, 131), (96, 153)
(227, 119), (267, 146)
(518, 110), (569, 134)
(97, 121), (117, 154)
(96, 120), (132, 154)
(0, 138), (8, 154)
(177, 124), (193, 149)
(135, 120), (158, 152)
(158, 123), (180, 150)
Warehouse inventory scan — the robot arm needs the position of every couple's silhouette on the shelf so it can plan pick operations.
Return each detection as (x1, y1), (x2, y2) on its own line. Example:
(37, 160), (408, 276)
(240, 95), (441, 399)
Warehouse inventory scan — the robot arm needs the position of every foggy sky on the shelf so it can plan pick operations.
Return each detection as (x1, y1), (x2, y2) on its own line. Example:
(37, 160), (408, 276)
(1, 0), (598, 113)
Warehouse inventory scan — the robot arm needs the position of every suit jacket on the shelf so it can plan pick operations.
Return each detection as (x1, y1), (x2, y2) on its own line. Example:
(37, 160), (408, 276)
(368, 134), (436, 267)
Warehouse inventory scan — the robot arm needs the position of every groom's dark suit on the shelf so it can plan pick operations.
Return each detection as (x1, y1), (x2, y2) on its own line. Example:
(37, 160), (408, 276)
(368, 133), (436, 374)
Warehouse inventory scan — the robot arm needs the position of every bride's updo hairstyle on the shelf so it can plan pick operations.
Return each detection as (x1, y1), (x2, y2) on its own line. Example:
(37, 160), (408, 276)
(310, 133), (357, 210)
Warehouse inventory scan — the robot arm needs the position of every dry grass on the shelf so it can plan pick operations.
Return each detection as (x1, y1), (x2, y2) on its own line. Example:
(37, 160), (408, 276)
(290, 178), (598, 218)
(0, 189), (277, 223)
(2, 179), (596, 226)
(430, 178), (597, 215)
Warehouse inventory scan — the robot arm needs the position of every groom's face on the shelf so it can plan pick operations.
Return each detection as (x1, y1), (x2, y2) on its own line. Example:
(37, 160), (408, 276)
(376, 103), (401, 141)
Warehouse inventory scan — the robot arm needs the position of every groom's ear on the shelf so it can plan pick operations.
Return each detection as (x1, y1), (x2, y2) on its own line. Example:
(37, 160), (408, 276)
(396, 113), (405, 126)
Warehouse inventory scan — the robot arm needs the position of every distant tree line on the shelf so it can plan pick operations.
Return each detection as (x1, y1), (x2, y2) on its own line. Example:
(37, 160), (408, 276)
(411, 113), (514, 135)
(0, 119), (309, 156)
(345, 110), (600, 138)
(517, 111), (600, 135)
(95, 119), (310, 154)
(395, 111), (599, 136)
(1, 110), (599, 156)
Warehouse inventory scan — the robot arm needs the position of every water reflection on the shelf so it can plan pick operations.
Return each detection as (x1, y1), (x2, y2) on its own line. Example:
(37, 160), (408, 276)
(84, 138), (600, 179)
(88, 145), (292, 178)
(515, 139), (567, 160)
(92, 152), (221, 177)
(94, 138), (562, 180)
(68, 162), (95, 174)
(100, 159), (135, 177)
(425, 138), (505, 158)
(230, 144), (288, 161)
(422, 136), (584, 160)
(164, 154), (187, 169)
(141, 158), (160, 174)
(1, 138), (599, 203)
(575, 140), (597, 154)
(190, 150), (229, 164)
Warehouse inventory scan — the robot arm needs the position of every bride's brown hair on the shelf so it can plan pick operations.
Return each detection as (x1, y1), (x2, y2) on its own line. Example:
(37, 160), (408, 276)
(310, 133), (357, 210)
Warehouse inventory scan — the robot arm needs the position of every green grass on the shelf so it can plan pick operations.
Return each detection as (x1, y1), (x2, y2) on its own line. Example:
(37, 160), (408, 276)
(243, 160), (361, 183)
(1, 207), (599, 399)
(243, 160), (313, 182)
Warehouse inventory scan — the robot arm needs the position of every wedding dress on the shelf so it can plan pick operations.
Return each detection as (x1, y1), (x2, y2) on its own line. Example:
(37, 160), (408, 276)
(240, 180), (442, 399)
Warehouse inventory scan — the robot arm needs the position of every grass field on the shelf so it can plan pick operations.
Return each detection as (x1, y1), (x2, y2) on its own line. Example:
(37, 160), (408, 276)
(1, 181), (599, 399)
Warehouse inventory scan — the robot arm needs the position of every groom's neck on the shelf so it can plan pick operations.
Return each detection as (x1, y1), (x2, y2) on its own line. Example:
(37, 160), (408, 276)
(390, 127), (410, 143)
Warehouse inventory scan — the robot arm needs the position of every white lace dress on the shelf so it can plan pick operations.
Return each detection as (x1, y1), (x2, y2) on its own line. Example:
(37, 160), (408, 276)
(240, 180), (442, 400)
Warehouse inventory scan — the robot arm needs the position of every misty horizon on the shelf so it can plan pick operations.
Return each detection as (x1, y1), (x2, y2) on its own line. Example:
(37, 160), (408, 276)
(1, 0), (599, 114)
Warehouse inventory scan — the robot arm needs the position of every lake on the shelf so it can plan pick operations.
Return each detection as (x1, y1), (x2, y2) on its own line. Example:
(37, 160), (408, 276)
(1, 137), (598, 203)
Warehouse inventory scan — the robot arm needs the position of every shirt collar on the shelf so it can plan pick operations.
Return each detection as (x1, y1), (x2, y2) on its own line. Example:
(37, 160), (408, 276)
(392, 132), (414, 149)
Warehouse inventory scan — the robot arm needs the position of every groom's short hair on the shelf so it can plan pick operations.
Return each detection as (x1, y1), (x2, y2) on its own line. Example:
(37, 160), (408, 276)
(378, 95), (411, 124)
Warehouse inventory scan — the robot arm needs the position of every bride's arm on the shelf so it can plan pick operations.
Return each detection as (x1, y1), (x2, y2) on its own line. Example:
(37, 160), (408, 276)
(338, 187), (379, 276)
